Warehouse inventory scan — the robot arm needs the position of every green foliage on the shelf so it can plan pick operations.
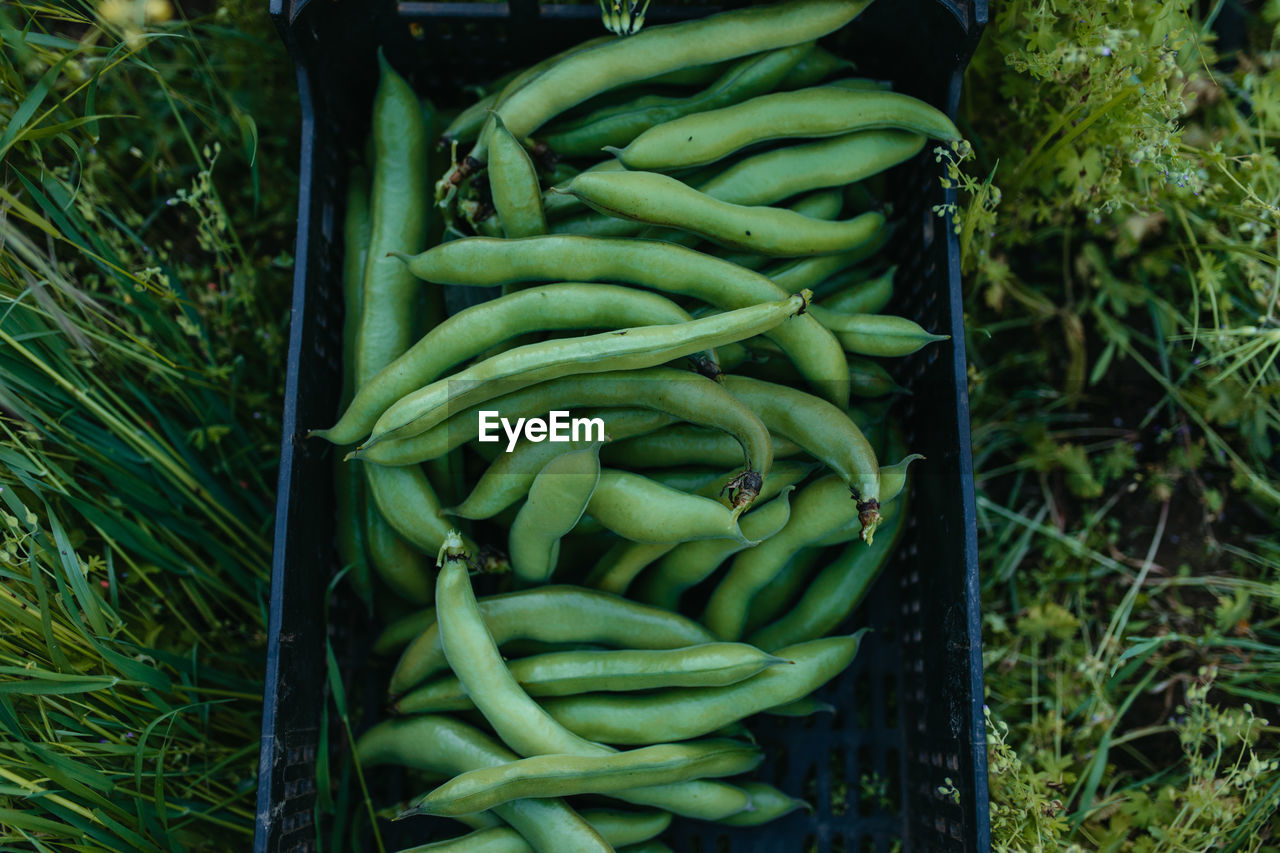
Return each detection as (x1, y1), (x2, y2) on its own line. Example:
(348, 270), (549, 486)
(957, 1), (1280, 849)
(0, 0), (294, 848)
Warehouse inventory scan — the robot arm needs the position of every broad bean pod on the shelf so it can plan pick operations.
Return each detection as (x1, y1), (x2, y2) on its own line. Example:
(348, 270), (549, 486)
(610, 87), (958, 170)
(538, 634), (865, 744)
(392, 236), (849, 405)
(395, 642), (787, 714)
(389, 585), (716, 696)
(355, 715), (609, 852)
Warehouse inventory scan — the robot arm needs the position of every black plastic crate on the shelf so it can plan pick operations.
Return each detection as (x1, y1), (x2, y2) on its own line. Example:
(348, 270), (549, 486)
(258, 1), (990, 850)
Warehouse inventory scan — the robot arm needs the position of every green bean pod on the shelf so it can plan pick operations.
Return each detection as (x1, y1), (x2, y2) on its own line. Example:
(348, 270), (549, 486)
(364, 495), (433, 604)
(740, 548), (823, 635)
(600, 424), (801, 471)
(818, 265), (895, 315)
(336, 165), (373, 604)
(765, 696), (836, 717)
(469, 0), (876, 164)
(698, 129), (925, 208)
(449, 409), (675, 521)
(849, 357), (903, 398)
(703, 474), (877, 640)
(585, 460), (810, 594)
(356, 53), (431, 388)
(435, 553), (755, 820)
(490, 115), (547, 238)
(366, 293), (807, 446)
(366, 463), (471, 556)
(375, 606), (436, 655)
(544, 159), (626, 219)
(318, 284), (703, 446)
(355, 716), (610, 853)
(750, 496), (909, 652)
(540, 44), (811, 158)
(587, 469), (754, 543)
(722, 375), (882, 540)
(441, 91), (498, 150)
(611, 87), (959, 171)
(407, 740), (761, 817)
(539, 634), (865, 745)
(354, 368), (778, 470)
(721, 782), (809, 826)
(768, 239), (888, 295)
(620, 843), (674, 853)
(399, 809), (672, 853)
(582, 539), (675, 596)
(396, 642), (787, 714)
(393, 235), (849, 405)
(389, 585), (716, 695)
(777, 43), (854, 87)
(810, 309), (950, 357)
(566, 170), (884, 257)
(509, 441), (603, 583)
(640, 488), (796, 612)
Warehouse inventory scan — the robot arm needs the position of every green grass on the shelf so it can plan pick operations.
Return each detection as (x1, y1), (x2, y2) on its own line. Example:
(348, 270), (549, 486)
(0, 0), (293, 849)
(952, 0), (1280, 849)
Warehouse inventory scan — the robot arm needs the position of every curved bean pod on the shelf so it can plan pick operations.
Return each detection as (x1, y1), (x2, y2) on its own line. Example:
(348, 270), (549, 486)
(585, 460), (810, 594)
(848, 356), (904, 398)
(509, 441), (603, 583)
(544, 159), (627, 220)
(765, 696), (836, 717)
(611, 87), (958, 171)
(393, 236), (849, 405)
(399, 809), (672, 853)
(750, 496), (908, 651)
(697, 129), (925, 207)
(809, 310), (949, 357)
(389, 585), (716, 696)
(374, 606), (435, 655)
(640, 487), (796, 612)
(336, 166), (373, 603)
(721, 782), (809, 826)
(439, 90), (498, 151)
(539, 634), (865, 744)
(366, 293), (807, 445)
(567, 170), (883, 257)
(354, 368), (776, 470)
(490, 115), (547, 238)
(541, 44), (810, 158)
(741, 548), (823, 635)
(769, 238), (888, 295)
(776, 43), (854, 88)
(355, 715), (609, 853)
(408, 740), (761, 817)
(469, 0), (875, 163)
(364, 494), (433, 604)
(356, 53), (431, 388)
(366, 463), (470, 556)
(449, 409), (675, 521)
(436, 554), (754, 820)
(722, 374), (882, 540)
(396, 642), (787, 713)
(600, 424), (801, 471)
(703, 474), (871, 640)
(317, 284), (698, 445)
(587, 469), (753, 543)
(818, 265), (895, 315)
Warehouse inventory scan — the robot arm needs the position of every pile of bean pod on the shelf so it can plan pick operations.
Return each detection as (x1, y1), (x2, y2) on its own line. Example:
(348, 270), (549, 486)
(319, 1), (958, 850)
